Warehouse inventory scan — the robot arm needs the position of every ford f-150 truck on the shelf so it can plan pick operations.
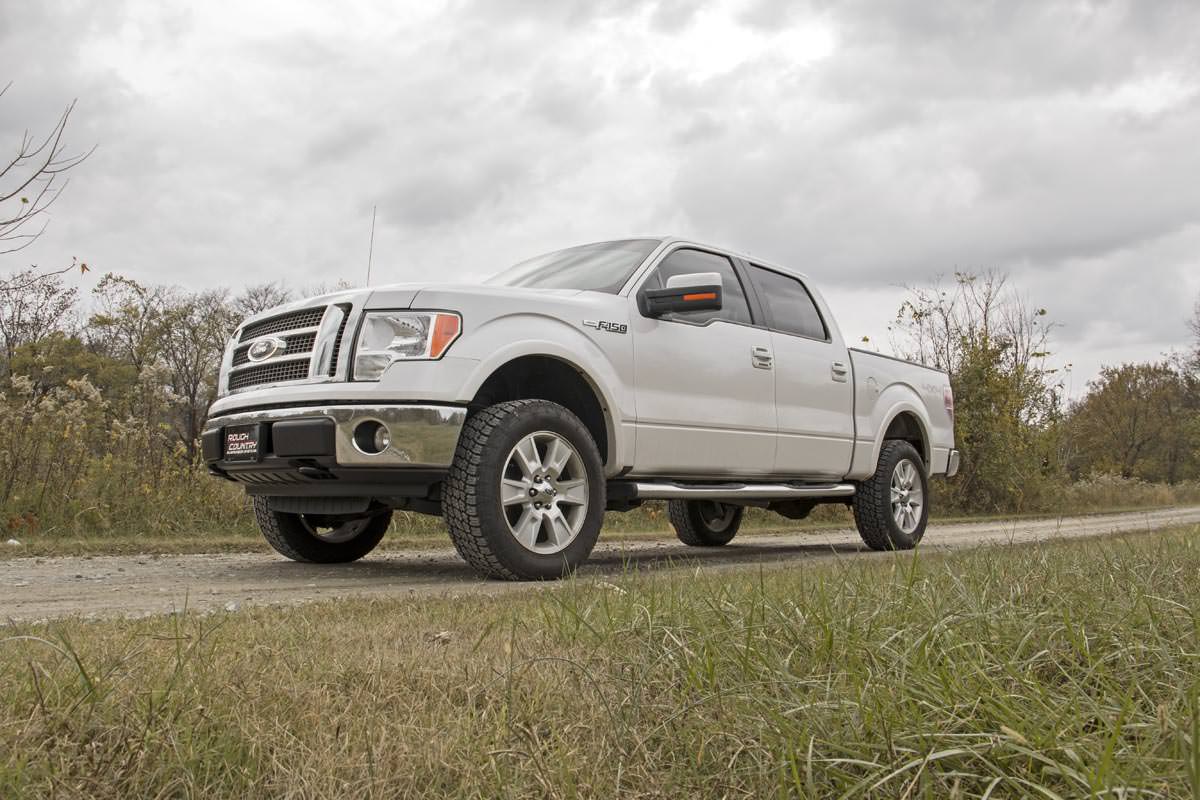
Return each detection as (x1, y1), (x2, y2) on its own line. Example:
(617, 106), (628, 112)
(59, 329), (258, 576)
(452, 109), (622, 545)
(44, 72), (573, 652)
(203, 238), (959, 580)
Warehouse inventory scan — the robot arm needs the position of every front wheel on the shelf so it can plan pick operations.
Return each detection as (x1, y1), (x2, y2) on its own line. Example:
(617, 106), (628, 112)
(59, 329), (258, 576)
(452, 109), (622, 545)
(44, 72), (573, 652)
(852, 440), (929, 551)
(442, 399), (605, 580)
(253, 497), (391, 563)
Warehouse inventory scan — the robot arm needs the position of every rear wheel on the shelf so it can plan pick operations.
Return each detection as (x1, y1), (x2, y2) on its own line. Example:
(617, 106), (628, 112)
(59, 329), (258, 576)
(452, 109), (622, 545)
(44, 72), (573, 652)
(253, 497), (391, 563)
(668, 500), (743, 546)
(442, 399), (605, 580)
(852, 440), (928, 550)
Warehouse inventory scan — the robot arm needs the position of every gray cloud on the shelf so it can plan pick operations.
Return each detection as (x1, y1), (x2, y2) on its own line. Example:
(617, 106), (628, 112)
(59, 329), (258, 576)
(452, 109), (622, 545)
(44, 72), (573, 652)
(1, 0), (1197, 388)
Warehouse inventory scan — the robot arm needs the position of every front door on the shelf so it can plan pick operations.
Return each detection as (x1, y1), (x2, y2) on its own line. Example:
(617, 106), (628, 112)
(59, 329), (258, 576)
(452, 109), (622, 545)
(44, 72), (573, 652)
(630, 247), (776, 477)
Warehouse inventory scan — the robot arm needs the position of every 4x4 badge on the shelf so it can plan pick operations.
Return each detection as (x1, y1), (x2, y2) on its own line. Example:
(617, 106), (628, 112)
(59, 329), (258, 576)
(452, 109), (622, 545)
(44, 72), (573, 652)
(582, 319), (627, 334)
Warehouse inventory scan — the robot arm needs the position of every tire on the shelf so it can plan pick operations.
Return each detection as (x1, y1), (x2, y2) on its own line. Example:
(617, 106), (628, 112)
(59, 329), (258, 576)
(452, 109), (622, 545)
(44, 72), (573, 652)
(668, 500), (743, 546)
(852, 440), (929, 551)
(442, 399), (605, 580)
(253, 497), (391, 563)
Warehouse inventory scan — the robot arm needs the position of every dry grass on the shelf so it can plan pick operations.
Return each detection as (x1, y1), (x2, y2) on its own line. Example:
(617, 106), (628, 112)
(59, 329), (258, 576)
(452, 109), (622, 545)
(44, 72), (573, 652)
(2, 525), (1199, 797)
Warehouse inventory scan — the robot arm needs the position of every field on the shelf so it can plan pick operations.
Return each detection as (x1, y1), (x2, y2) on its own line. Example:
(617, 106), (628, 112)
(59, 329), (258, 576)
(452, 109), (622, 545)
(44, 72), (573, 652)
(3, 525), (1199, 798)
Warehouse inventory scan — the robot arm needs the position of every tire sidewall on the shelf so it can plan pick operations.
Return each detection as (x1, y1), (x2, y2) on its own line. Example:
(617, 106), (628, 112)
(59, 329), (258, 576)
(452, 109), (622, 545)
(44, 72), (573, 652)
(470, 404), (605, 578)
(687, 501), (742, 545)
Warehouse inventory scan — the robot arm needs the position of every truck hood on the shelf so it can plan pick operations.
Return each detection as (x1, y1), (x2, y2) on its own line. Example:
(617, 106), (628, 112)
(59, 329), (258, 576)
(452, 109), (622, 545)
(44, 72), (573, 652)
(238, 283), (586, 330)
(366, 283), (582, 310)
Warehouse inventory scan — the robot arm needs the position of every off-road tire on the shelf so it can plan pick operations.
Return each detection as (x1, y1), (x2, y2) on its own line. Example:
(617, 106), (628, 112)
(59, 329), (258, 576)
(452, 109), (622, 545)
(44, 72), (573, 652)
(442, 399), (605, 580)
(253, 497), (391, 563)
(852, 440), (928, 551)
(668, 500), (743, 546)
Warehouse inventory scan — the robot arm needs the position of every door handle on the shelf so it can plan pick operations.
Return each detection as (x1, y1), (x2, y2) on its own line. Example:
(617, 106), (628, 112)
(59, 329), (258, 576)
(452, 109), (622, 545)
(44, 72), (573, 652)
(831, 360), (849, 382)
(752, 346), (773, 370)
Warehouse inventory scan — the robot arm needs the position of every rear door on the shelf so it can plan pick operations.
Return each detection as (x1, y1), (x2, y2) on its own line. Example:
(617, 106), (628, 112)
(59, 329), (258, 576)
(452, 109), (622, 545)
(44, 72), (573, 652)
(629, 247), (776, 476)
(743, 263), (854, 480)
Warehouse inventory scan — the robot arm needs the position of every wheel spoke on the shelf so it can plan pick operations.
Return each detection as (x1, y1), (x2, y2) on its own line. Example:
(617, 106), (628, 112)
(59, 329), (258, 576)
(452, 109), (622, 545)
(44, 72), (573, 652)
(512, 435), (542, 479)
(512, 508), (541, 549)
(543, 437), (572, 478)
(557, 478), (587, 506)
(501, 479), (529, 507)
(545, 507), (573, 546)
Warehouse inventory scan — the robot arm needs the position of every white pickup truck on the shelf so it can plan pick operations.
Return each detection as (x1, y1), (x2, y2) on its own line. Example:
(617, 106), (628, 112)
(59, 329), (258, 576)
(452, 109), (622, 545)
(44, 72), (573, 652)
(203, 238), (958, 579)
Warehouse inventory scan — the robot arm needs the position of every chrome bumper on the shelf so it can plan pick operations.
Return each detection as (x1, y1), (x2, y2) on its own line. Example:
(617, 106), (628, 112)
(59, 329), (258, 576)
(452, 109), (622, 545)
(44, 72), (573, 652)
(203, 404), (466, 467)
(946, 449), (961, 478)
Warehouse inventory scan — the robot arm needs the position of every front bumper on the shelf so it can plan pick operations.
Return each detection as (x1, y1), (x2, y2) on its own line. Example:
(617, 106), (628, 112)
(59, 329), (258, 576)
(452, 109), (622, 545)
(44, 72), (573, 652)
(202, 404), (466, 496)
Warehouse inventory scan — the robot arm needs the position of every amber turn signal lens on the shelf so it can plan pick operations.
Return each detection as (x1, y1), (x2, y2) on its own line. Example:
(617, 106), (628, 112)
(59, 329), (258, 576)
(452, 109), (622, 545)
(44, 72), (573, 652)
(429, 313), (461, 358)
(682, 292), (717, 302)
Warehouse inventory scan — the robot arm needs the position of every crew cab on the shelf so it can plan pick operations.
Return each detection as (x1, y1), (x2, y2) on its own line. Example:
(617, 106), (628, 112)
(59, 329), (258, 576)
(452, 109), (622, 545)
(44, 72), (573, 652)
(203, 238), (959, 580)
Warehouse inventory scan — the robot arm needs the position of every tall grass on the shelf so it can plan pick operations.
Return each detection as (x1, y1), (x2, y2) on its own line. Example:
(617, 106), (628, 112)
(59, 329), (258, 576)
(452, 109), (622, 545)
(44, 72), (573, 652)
(2, 526), (1199, 797)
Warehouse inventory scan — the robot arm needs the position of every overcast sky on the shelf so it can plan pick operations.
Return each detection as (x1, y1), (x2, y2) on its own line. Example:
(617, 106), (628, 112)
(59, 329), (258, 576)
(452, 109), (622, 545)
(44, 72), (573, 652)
(3, 0), (1199, 393)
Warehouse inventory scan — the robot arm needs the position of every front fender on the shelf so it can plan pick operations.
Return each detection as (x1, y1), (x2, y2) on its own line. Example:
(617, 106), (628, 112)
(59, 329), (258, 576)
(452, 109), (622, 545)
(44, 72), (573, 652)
(451, 313), (633, 469)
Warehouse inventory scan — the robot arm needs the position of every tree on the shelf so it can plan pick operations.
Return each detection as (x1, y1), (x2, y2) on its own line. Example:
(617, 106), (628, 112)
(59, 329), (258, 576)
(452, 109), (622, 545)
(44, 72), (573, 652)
(0, 267), (77, 371)
(892, 271), (1063, 512)
(85, 274), (170, 374)
(1070, 361), (1199, 483)
(235, 282), (293, 318)
(158, 289), (237, 456)
(0, 83), (93, 255)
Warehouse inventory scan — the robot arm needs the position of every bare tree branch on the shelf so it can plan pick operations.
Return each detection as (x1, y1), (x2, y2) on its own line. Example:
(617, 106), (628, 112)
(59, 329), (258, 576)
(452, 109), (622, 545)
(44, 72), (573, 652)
(0, 91), (95, 256)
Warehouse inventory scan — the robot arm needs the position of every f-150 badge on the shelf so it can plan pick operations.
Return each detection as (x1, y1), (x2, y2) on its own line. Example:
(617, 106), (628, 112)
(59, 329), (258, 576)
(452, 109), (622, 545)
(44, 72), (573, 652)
(582, 320), (627, 334)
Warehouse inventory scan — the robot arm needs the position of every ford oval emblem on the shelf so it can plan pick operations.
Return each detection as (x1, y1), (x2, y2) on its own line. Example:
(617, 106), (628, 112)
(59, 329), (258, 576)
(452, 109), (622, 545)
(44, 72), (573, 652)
(247, 337), (287, 362)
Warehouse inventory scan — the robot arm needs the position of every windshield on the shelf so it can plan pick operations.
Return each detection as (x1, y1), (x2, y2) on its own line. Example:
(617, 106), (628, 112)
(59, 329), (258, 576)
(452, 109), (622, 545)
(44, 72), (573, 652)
(487, 239), (661, 294)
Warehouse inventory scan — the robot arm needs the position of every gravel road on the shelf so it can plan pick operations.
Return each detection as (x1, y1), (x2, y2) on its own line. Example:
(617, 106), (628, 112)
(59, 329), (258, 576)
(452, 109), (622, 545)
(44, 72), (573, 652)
(3, 507), (1198, 623)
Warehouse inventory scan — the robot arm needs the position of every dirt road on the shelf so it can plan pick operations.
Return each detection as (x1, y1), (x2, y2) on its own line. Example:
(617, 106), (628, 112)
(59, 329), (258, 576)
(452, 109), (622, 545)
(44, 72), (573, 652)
(2, 507), (1198, 623)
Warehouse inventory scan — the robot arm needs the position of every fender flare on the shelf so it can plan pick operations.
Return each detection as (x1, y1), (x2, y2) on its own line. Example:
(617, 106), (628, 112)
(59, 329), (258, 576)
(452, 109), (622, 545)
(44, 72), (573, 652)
(455, 320), (629, 469)
(870, 397), (933, 469)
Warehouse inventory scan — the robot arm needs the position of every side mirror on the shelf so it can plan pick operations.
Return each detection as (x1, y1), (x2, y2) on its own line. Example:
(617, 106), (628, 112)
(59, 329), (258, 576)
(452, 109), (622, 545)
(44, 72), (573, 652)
(640, 272), (723, 317)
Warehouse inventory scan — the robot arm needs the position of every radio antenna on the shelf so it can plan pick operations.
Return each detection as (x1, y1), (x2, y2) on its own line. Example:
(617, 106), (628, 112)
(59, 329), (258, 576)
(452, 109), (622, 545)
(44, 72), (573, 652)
(365, 205), (377, 286)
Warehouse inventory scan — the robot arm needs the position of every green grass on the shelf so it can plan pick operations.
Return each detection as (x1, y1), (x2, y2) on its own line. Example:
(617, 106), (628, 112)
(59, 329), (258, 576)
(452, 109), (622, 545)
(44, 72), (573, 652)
(3, 525), (1200, 797)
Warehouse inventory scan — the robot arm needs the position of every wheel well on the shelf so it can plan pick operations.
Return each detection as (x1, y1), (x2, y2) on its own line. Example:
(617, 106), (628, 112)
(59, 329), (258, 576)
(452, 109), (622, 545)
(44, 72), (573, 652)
(884, 412), (928, 464)
(470, 355), (610, 464)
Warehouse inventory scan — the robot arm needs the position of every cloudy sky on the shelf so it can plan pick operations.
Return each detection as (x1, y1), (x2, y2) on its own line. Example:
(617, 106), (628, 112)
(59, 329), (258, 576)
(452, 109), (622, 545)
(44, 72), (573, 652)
(3, 0), (1199, 392)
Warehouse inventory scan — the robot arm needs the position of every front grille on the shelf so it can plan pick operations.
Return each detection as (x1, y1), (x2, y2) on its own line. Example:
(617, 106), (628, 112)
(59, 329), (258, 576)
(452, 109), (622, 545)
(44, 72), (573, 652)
(228, 359), (311, 391)
(232, 332), (318, 367)
(240, 308), (326, 342)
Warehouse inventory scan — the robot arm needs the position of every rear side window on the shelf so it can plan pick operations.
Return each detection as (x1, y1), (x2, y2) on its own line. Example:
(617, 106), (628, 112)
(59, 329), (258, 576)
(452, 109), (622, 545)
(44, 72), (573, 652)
(747, 265), (828, 340)
(642, 249), (753, 325)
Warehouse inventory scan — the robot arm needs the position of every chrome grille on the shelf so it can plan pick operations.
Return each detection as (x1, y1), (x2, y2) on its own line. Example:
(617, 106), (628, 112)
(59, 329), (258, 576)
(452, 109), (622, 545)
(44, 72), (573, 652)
(240, 308), (326, 342)
(231, 332), (318, 367)
(228, 359), (311, 391)
(227, 304), (328, 393)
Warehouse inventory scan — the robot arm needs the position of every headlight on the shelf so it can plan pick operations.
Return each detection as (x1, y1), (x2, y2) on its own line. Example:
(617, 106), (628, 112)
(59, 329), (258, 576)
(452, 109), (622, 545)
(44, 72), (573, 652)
(353, 311), (461, 380)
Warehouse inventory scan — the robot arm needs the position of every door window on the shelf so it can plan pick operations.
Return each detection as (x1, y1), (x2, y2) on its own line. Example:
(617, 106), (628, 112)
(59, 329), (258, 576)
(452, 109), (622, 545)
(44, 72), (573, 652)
(642, 249), (753, 325)
(747, 265), (828, 340)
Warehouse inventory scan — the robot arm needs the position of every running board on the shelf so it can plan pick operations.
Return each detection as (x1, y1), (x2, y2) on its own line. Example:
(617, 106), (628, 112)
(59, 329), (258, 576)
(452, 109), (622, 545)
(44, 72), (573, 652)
(626, 482), (856, 501)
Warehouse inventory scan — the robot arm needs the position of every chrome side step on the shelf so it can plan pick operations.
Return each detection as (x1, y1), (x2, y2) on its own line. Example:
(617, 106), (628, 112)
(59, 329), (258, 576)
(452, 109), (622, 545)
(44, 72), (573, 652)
(628, 482), (856, 501)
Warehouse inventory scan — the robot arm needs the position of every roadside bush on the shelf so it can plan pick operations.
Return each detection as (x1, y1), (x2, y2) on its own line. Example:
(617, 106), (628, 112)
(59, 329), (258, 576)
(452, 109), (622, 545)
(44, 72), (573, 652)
(0, 373), (250, 541)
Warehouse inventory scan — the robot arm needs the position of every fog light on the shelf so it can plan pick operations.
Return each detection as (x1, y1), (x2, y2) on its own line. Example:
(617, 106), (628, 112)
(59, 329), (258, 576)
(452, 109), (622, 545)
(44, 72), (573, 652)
(352, 420), (390, 455)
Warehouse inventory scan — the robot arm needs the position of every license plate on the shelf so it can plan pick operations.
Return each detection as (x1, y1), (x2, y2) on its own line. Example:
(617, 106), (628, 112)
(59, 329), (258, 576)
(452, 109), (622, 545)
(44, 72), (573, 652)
(223, 424), (262, 462)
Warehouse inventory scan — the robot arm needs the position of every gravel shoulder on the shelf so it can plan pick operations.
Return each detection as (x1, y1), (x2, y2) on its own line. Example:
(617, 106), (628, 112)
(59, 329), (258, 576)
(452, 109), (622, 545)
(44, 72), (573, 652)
(3, 506), (1198, 623)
